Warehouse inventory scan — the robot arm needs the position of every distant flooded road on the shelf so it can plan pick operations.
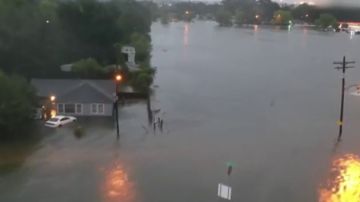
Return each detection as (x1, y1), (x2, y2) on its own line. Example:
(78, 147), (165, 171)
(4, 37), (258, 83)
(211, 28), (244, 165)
(2, 21), (360, 202)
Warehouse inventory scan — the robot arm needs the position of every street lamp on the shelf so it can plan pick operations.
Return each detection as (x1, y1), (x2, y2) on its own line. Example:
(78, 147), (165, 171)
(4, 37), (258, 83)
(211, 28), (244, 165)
(185, 10), (190, 15)
(49, 95), (56, 118)
(115, 74), (122, 93)
(50, 95), (56, 102)
(115, 74), (122, 82)
(114, 74), (122, 138)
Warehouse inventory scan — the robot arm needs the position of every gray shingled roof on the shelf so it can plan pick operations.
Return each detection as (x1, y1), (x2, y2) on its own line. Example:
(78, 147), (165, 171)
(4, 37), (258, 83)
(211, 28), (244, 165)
(31, 79), (116, 103)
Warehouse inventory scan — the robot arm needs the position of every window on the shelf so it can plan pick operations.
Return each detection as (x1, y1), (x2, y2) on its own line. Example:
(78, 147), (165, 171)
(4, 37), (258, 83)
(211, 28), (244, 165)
(98, 104), (104, 114)
(61, 117), (69, 121)
(76, 104), (82, 114)
(91, 103), (105, 114)
(64, 104), (75, 113)
(58, 103), (82, 114)
(58, 104), (64, 113)
(91, 104), (97, 114)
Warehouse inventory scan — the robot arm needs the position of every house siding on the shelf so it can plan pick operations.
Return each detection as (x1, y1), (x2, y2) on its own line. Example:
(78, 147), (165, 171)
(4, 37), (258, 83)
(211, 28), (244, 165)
(57, 103), (113, 117)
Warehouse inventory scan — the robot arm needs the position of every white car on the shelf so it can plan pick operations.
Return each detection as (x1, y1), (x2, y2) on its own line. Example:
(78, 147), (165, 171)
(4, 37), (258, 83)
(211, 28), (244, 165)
(45, 115), (77, 128)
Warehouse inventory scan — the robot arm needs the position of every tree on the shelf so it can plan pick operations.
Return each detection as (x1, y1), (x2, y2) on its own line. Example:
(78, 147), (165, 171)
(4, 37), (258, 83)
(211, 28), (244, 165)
(292, 3), (317, 22)
(256, 0), (280, 23)
(0, 71), (37, 140)
(72, 58), (105, 78)
(272, 10), (293, 25)
(234, 10), (245, 26)
(215, 9), (233, 26)
(0, 0), (63, 77)
(130, 33), (151, 64)
(315, 13), (337, 29)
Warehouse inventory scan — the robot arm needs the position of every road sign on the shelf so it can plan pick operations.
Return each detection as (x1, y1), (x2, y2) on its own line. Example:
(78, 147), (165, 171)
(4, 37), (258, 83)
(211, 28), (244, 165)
(217, 183), (232, 200)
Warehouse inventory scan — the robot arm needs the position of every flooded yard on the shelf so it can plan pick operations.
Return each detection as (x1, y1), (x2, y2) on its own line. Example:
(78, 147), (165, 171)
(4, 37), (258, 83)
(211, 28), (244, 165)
(2, 21), (360, 201)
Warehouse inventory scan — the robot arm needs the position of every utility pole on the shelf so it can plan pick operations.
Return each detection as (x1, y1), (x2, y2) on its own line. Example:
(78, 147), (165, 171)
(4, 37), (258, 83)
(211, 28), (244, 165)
(114, 74), (122, 139)
(334, 56), (355, 142)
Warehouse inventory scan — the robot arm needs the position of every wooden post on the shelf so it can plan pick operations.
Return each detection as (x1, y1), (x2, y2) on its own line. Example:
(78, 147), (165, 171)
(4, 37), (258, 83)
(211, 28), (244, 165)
(146, 94), (153, 125)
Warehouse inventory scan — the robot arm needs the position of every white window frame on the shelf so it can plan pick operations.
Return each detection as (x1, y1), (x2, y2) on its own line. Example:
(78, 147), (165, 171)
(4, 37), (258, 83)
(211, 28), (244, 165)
(64, 103), (76, 114)
(91, 103), (105, 115)
(58, 103), (83, 115)
(75, 103), (83, 114)
(58, 103), (64, 114)
(98, 104), (104, 114)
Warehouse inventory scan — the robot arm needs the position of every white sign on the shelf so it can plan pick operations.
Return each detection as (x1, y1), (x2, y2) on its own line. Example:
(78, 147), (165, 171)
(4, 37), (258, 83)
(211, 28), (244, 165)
(217, 183), (232, 200)
(351, 91), (360, 96)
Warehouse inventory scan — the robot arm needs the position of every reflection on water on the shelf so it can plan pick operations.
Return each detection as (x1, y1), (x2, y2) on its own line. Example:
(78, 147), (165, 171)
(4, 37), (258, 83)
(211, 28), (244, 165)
(253, 24), (259, 32)
(102, 163), (136, 202)
(183, 23), (189, 47)
(319, 154), (360, 202)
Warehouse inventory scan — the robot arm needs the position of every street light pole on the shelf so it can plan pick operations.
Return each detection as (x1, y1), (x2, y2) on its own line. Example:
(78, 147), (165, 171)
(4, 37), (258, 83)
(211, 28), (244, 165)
(334, 56), (355, 142)
(115, 74), (122, 139)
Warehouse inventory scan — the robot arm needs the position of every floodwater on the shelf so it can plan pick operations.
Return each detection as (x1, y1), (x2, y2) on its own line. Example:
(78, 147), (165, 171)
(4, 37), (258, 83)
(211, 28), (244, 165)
(2, 21), (360, 202)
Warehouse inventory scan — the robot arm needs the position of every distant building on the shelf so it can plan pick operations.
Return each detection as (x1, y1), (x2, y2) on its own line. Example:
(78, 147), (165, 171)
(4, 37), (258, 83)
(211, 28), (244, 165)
(122, 46), (136, 66)
(31, 79), (116, 117)
(60, 64), (73, 72)
(339, 21), (360, 32)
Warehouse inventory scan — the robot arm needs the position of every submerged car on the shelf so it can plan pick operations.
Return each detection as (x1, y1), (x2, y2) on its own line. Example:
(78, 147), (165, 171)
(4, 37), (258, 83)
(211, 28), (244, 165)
(45, 115), (77, 128)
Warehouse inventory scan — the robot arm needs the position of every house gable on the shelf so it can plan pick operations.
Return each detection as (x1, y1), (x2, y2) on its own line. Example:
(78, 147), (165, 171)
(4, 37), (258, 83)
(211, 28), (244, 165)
(58, 82), (114, 104)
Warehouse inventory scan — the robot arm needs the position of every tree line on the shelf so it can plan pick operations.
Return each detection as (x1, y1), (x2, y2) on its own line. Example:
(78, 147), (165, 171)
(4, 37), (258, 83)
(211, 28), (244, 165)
(0, 0), (152, 77)
(152, 0), (360, 28)
(0, 0), (154, 140)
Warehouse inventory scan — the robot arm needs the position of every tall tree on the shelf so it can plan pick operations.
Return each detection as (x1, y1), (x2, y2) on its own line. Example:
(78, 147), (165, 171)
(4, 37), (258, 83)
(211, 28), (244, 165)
(0, 71), (37, 140)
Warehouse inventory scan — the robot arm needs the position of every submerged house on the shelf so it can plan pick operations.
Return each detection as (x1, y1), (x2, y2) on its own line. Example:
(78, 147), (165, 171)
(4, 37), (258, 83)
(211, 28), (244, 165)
(31, 79), (116, 117)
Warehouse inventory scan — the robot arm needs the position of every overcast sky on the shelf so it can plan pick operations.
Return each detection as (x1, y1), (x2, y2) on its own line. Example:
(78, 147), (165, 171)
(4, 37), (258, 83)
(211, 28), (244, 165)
(280, 0), (360, 6)
(170, 0), (360, 7)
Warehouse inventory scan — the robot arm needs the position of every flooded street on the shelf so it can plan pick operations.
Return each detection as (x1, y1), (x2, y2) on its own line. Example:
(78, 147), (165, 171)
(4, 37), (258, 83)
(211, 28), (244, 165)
(2, 21), (360, 201)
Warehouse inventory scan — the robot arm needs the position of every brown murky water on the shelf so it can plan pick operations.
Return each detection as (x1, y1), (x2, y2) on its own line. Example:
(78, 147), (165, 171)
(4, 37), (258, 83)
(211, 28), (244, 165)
(2, 21), (360, 202)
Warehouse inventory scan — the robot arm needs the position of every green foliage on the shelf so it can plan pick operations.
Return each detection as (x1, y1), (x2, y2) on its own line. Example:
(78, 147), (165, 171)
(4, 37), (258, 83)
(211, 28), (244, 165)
(0, 0), (152, 78)
(130, 33), (151, 64)
(130, 67), (156, 93)
(72, 58), (105, 78)
(0, 0), (64, 76)
(215, 9), (233, 26)
(292, 3), (316, 22)
(255, 0), (280, 23)
(0, 71), (37, 140)
(315, 13), (338, 29)
(234, 10), (245, 26)
(272, 10), (293, 25)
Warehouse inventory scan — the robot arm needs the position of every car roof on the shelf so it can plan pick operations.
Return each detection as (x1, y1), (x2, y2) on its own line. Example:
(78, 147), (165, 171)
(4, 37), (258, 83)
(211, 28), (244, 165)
(53, 115), (65, 119)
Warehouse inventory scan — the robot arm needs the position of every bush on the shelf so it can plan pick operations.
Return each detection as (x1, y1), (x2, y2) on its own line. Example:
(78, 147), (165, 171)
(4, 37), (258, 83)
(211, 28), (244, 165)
(73, 125), (85, 139)
(130, 67), (156, 93)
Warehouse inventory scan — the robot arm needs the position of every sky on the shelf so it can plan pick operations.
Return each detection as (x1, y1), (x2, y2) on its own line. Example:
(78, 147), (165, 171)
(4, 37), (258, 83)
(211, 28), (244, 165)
(279, 0), (360, 6)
